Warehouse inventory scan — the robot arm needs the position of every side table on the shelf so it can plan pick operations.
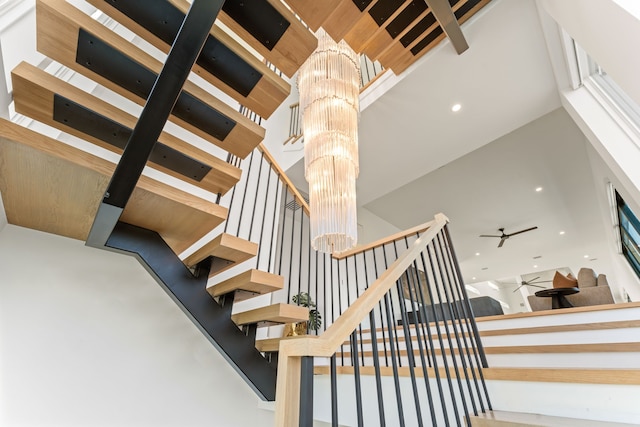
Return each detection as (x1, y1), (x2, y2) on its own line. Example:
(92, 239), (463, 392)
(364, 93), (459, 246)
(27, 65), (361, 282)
(534, 287), (580, 309)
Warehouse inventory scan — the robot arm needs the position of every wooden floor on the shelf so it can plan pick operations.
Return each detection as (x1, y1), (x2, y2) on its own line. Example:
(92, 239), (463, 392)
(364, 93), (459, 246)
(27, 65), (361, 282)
(470, 410), (638, 427)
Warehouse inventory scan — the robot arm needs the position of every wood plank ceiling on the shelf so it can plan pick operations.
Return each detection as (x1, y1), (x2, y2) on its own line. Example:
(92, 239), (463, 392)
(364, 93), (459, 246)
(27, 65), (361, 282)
(285, 0), (492, 74)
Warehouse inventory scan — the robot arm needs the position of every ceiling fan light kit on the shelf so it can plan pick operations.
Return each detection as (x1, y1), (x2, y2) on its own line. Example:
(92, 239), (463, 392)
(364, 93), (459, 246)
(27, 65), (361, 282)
(480, 226), (538, 248)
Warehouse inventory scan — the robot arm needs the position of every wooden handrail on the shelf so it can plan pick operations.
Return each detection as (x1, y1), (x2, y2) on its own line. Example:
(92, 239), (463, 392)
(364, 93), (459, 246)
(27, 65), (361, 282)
(274, 213), (449, 426)
(256, 142), (310, 215)
(332, 220), (432, 259)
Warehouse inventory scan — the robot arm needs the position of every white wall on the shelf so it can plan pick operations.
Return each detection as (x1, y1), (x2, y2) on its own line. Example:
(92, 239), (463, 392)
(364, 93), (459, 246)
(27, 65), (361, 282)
(0, 225), (273, 427)
(356, 206), (401, 246)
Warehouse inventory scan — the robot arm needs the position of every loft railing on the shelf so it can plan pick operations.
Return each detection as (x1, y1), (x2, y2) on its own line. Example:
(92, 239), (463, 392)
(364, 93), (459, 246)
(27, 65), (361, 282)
(283, 53), (385, 147)
(275, 214), (491, 426)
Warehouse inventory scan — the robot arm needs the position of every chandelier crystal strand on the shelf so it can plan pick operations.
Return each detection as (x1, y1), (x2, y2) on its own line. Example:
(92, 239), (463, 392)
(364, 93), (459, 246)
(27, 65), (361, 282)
(298, 29), (360, 254)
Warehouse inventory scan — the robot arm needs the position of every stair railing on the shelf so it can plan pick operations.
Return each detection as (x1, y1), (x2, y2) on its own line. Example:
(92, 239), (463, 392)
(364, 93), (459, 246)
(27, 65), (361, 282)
(217, 142), (424, 338)
(274, 214), (492, 427)
(220, 114), (490, 424)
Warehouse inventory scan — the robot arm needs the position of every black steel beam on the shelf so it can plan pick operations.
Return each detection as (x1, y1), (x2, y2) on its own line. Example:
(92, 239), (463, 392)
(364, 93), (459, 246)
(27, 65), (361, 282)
(105, 222), (277, 400)
(87, 0), (225, 247)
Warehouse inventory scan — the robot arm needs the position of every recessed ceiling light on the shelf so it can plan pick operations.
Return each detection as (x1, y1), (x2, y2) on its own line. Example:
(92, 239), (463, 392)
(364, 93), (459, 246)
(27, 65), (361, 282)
(475, 252), (480, 256)
(533, 264), (538, 268)
(535, 187), (543, 192)
(559, 231), (566, 235)
(451, 103), (462, 112)
(584, 255), (589, 258)
(472, 277), (476, 280)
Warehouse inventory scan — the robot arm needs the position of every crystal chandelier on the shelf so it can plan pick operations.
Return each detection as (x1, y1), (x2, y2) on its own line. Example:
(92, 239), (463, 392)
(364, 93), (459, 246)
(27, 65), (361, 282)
(298, 29), (360, 254)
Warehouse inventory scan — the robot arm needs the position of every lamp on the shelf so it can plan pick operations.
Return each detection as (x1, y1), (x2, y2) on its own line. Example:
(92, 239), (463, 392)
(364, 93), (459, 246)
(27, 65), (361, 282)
(298, 29), (360, 254)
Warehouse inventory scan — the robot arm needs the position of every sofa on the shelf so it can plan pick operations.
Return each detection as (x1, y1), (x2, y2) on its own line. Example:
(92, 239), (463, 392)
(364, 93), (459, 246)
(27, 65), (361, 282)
(527, 268), (614, 311)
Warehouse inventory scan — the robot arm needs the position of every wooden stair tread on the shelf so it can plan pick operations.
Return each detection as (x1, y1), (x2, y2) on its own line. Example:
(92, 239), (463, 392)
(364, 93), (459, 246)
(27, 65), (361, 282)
(0, 119), (226, 254)
(208, 269), (284, 301)
(231, 303), (309, 327)
(11, 62), (241, 196)
(36, 0), (264, 158)
(256, 335), (318, 353)
(183, 233), (257, 275)
(84, 0), (290, 119)
(216, 0), (317, 78)
(470, 410), (638, 427)
(313, 365), (640, 385)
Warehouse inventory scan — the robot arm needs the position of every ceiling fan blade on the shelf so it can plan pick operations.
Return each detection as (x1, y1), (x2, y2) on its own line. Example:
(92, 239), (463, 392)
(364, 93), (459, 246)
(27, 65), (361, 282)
(525, 277), (541, 284)
(528, 284), (546, 289)
(507, 226), (538, 237)
(529, 279), (552, 285)
(498, 237), (507, 248)
(512, 284), (524, 293)
(479, 234), (502, 238)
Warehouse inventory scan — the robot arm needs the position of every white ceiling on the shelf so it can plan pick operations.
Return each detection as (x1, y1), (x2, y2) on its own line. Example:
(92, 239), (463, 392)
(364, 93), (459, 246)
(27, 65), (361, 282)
(287, 0), (615, 284)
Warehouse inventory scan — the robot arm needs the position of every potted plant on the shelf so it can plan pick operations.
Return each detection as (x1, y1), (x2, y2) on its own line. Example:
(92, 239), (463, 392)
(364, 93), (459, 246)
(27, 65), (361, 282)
(285, 292), (322, 336)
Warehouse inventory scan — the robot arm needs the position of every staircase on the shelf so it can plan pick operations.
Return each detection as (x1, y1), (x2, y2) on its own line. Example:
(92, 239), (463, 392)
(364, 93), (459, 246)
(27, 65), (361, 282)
(1, 0), (317, 401)
(3, 1), (638, 426)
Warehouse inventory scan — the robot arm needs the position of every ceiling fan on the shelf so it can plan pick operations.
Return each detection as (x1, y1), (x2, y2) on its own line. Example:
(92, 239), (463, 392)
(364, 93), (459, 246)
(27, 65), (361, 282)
(479, 226), (538, 248)
(511, 277), (551, 293)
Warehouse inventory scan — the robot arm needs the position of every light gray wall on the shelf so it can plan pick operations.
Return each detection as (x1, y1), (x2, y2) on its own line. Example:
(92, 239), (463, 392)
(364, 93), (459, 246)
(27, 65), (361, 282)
(0, 225), (273, 427)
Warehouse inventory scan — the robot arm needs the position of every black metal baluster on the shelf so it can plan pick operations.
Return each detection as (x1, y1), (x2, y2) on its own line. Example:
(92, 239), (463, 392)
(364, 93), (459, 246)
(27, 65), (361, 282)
(323, 253), (328, 334)
(247, 151), (264, 242)
(314, 248), (319, 335)
(382, 288), (406, 427)
(435, 233), (480, 416)
(277, 188), (290, 276)
(368, 250), (390, 367)
(368, 306), (387, 426)
(352, 255), (366, 366)
(330, 354), (339, 427)
(344, 257), (364, 366)
(267, 177), (281, 273)
(351, 331), (365, 427)
(236, 150), (255, 237)
(363, 248), (386, 425)
(300, 356), (315, 427)
(336, 257), (345, 365)
(392, 242), (424, 427)
(425, 243), (463, 427)
(255, 166), (274, 270)
(443, 225), (492, 411)
(415, 247), (451, 424)
(286, 188), (297, 303)
(382, 245), (403, 368)
(223, 172), (238, 234)
(296, 201), (305, 300)
(403, 248), (439, 427)
(431, 235), (472, 425)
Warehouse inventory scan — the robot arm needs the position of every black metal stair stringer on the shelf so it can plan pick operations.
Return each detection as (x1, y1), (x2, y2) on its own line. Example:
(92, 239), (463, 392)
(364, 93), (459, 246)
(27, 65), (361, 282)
(104, 221), (277, 401)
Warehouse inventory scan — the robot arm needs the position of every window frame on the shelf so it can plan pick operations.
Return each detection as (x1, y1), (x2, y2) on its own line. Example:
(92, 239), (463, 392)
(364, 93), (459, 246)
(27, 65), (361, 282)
(615, 190), (640, 280)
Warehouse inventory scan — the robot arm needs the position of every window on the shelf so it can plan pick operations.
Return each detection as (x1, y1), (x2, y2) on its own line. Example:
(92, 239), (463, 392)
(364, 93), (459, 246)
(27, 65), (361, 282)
(616, 191), (640, 280)
(568, 37), (640, 137)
